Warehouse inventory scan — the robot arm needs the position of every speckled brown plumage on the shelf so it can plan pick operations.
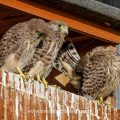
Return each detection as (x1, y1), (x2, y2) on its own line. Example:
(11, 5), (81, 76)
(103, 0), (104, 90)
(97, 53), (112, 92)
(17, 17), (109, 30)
(0, 18), (51, 73)
(75, 46), (120, 99)
(22, 20), (68, 78)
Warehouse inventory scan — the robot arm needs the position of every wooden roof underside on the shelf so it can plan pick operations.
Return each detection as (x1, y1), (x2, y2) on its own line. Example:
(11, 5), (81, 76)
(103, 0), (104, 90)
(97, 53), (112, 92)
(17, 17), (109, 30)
(0, 0), (120, 44)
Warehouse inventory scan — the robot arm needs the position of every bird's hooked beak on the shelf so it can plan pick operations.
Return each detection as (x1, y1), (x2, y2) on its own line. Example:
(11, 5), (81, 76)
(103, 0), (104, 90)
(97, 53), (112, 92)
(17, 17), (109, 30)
(60, 26), (68, 36)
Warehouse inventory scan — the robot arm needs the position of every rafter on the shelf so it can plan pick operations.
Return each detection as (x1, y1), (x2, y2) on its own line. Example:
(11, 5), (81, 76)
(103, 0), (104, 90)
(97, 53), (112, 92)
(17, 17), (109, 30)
(0, 0), (120, 43)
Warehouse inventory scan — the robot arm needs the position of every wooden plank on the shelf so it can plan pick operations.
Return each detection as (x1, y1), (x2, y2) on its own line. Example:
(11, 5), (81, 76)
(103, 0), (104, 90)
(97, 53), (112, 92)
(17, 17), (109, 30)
(0, 0), (120, 43)
(72, 36), (91, 43)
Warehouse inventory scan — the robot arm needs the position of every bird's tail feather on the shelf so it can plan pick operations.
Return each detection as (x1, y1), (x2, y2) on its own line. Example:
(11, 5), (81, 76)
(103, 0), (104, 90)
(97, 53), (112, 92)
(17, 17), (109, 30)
(53, 39), (80, 73)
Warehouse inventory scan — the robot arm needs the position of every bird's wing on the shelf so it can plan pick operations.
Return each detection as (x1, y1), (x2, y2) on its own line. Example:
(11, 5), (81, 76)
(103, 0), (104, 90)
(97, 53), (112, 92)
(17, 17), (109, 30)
(0, 22), (27, 67)
(53, 40), (80, 73)
(0, 18), (48, 67)
(81, 56), (109, 98)
(22, 47), (40, 73)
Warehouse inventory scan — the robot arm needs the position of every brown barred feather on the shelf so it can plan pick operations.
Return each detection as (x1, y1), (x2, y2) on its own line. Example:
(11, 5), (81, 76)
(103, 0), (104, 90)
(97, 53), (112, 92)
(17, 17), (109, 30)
(22, 20), (68, 78)
(75, 46), (120, 99)
(0, 18), (53, 73)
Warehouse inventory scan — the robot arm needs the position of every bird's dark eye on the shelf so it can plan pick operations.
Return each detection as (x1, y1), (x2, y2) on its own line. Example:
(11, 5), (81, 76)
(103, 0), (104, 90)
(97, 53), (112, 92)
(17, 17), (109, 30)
(58, 24), (62, 27)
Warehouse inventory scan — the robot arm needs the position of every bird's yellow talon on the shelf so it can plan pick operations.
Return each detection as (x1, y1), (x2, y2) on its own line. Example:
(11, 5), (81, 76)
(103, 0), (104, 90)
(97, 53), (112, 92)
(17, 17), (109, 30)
(36, 75), (48, 89)
(97, 97), (104, 106)
(24, 80), (27, 87)
(36, 75), (43, 83)
(16, 67), (29, 87)
(97, 100), (101, 106)
(31, 77), (34, 80)
(16, 67), (26, 79)
(100, 97), (103, 102)
(97, 97), (111, 111)
(105, 103), (111, 111)
(42, 78), (48, 89)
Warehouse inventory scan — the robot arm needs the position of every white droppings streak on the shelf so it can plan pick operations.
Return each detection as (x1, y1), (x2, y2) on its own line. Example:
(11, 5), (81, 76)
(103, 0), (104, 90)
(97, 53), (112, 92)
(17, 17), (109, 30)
(20, 78), (25, 92)
(64, 91), (67, 107)
(49, 100), (54, 118)
(0, 71), (6, 98)
(78, 110), (82, 120)
(19, 92), (23, 113)
(57, 88), (59, 104)
(35, 81), (40, 96)
(94, 101), (100, 119)
(33, 81), (37, 95)
(67, 106), (70, 120)
(82, 98), (85, 110)
(40, 83), (45, 99)
(103, 106), (109, 120)
(57, 103), (61, 120)
(29, 80), (33, 95)
(50, 87), (56, 102)
(15, 94), (19, 120)
(32, 81), (36, 95)
(46, 89), (48, 101)
(8, 72), (14, 89)
(86, 100), (91, 120)
(48, 101), (52, 112)
(14, 74), (20, 90)
(46, 101), (48, 120)
(0, 85), (3, 99)
(76, 96), (80, 110)
(71, 93), (75, 108)
(27, 79), (33, 94)
(74, 95), (79, 112)
(2, 70), (6, 86)
(89, 100), (92, 115)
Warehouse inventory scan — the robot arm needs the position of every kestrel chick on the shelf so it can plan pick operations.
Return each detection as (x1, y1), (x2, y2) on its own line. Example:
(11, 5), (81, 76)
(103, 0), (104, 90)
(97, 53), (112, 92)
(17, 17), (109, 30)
(75, 46), (120, 100)
(0, 18), (51, 74)
(22, 20), (68, 87)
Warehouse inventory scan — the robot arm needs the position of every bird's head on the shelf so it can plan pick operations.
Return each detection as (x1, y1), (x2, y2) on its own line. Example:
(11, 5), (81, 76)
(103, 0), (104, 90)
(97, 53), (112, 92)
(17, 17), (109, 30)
(48, 20), (69, 37)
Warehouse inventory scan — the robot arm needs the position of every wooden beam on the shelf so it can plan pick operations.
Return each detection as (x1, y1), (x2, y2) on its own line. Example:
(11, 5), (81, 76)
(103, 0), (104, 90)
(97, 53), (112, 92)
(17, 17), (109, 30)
(72, 36), (91, 43)
(0, 0), (120, 43)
